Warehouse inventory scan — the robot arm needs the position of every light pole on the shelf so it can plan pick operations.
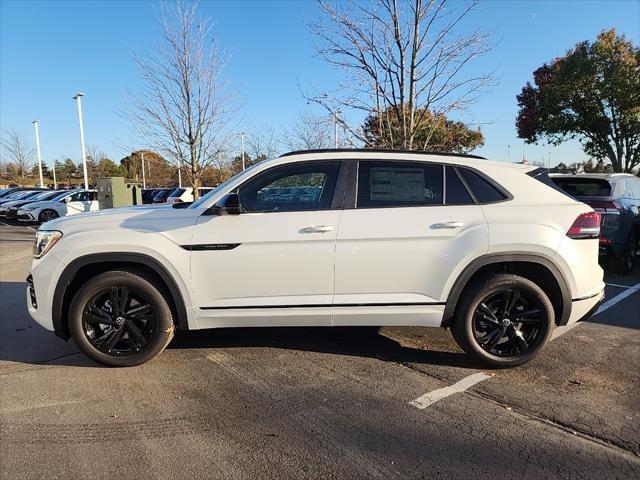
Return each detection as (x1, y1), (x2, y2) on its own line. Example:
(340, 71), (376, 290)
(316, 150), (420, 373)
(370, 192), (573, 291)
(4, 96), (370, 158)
(73, 93), (89, 189)
(507, 144), (511, 162)
(548, 151), (551, 169)
(32, 120), (44, 187)
(51, 159), (57, 189)
(141, 152), (146, 189)
(178, 163), (182, 188)
(240, 132), (246, 171)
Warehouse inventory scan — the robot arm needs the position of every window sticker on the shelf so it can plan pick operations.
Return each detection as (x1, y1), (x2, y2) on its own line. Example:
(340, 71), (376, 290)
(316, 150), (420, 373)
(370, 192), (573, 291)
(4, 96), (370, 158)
(370, 167), (425, 202)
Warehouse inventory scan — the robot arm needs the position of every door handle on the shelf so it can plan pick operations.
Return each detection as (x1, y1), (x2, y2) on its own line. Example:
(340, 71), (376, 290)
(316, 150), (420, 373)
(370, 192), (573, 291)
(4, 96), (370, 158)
(430, 221), (464, 230)
(300, 225), (335, 233)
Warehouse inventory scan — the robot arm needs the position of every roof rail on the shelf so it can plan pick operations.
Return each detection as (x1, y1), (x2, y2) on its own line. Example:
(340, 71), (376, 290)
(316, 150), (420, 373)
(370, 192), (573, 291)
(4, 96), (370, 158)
(280, 148), (486, 160)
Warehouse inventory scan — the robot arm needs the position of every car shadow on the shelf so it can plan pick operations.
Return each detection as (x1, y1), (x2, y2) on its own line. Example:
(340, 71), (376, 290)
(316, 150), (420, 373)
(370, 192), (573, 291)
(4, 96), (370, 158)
(1, 277), (478, 369)
(168, 325), (478, 369)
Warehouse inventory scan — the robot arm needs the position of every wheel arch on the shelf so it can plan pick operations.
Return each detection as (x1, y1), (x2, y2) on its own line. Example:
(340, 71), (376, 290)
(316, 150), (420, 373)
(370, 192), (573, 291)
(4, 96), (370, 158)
(442, 253), (572, 327)
(52, 253), (190, 340)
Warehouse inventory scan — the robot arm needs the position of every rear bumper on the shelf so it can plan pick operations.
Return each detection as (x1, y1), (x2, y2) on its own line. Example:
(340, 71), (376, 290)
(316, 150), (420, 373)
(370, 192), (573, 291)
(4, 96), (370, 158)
(566, 287), (605, 325)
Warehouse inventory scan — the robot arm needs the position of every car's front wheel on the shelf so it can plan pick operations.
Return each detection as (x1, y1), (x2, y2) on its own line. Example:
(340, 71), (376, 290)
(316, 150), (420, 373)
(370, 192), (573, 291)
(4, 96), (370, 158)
(452, 273), (554, 368)
(38, 209), (59, 223)
(68, 270), (174, 367)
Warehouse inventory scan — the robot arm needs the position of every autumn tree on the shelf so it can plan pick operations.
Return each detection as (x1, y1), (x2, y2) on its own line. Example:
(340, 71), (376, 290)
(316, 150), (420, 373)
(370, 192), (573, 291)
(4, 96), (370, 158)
(126, 1), (235, 198)
(307, 0), (493, 150)
(516, 29), (640, 173)
(363, 106), (483, 152)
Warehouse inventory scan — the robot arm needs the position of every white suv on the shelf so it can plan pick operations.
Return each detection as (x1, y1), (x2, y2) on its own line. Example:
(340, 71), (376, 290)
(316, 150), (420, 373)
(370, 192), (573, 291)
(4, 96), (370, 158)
(27, 150), (604, 367)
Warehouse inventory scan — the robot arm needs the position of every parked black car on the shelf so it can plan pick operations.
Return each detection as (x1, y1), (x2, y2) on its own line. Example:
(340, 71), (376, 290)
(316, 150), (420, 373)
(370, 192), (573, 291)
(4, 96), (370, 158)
(152, 188), (177, 203)
(551, 173), (640, 274)
(141, 188), (160, 204)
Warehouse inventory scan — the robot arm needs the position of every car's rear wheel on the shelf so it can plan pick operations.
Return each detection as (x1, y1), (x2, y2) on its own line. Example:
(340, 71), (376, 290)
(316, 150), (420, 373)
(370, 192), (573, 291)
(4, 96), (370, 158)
(452, 274), (554, 368)
(612, 230), (638, 275)
(38, 209), (59, 223)
(68, 270), (174, 367)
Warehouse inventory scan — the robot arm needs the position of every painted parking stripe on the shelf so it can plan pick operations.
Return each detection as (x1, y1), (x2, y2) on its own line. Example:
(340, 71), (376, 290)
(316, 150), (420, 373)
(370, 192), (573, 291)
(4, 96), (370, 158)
(605, 282), (632, 289)
(552, 282), (640, 340)
(409, 372), (491, 409)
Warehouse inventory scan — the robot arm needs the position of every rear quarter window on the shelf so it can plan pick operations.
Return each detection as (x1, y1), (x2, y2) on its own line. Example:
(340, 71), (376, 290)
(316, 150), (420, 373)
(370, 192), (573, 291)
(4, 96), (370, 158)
(458, 168), (508, 203)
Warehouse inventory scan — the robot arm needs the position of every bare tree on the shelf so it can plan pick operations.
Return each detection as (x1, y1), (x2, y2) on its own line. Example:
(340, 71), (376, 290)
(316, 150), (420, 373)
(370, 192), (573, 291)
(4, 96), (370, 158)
(246, 125), (282, 160)
(281, 111), (352, 151)
(125, 1), (235, 198)
(1, 129), (34, 186)
(306, 0), (494, 150)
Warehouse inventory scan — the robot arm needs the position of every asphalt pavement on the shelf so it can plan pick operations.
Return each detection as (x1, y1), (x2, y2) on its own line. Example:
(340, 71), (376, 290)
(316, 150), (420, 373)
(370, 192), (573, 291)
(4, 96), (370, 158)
(0, 221), (638, 479)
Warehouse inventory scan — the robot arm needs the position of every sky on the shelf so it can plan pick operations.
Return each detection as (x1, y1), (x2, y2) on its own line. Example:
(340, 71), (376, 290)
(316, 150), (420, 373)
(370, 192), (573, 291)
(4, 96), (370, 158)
(1, 0), (639, 168)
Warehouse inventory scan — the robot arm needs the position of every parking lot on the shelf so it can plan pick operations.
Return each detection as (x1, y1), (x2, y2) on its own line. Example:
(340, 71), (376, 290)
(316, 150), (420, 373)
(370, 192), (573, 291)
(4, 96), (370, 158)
(0, 221), (638, 479)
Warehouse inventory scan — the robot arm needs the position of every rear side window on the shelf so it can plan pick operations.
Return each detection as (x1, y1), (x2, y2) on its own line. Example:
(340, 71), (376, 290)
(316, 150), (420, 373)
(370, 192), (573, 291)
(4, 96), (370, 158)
(459, 168), (508, 203)
(552, 178), (612, 197)
(445, 166), (474, 205)
(357, 161), (443, 208)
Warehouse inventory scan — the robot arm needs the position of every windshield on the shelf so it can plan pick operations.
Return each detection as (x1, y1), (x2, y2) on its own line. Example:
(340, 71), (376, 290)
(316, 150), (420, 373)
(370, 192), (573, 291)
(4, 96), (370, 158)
(189, 162), (263, 209)
(552, 178), (612, 197)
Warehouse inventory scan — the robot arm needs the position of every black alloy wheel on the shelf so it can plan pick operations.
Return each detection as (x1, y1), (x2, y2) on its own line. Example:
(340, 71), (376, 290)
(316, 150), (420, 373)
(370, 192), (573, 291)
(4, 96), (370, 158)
(472, 289), (545, 357)
(82, 286), (157, 356)
(39, 209), (59, 223)
(452, 273), (554, 368)
(69, 270), (174, 367)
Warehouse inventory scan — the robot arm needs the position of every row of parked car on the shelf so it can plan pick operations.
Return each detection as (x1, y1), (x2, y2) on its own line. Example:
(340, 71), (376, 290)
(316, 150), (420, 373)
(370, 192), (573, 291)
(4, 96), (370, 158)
(140, 187), (214, 204)
(0, 187), (99, 223)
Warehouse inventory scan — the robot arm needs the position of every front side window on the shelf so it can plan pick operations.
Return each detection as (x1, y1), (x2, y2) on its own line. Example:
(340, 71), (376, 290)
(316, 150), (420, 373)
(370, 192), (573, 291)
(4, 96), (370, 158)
(357, 161), (443, 208)
(238, 162), (340, 213)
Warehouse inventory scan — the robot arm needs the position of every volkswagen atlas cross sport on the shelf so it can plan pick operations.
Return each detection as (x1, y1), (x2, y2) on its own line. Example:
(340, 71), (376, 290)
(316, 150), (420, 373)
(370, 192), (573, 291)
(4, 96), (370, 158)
(27, 149), (605, 368)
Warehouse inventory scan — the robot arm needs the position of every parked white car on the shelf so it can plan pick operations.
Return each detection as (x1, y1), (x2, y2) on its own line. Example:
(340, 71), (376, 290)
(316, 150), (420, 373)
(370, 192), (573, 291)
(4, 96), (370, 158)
(27, 149), (604, 368)
(166, 187), (194, 204)
(17, 189), (98, 223)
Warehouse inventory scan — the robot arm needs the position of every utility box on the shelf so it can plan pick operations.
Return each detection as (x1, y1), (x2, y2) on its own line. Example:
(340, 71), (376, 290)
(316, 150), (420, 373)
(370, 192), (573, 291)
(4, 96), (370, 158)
(97, 177), (142, 209)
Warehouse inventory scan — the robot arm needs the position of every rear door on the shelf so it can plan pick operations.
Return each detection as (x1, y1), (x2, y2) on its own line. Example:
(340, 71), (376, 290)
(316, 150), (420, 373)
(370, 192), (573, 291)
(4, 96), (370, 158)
(332, 161), (489, 326)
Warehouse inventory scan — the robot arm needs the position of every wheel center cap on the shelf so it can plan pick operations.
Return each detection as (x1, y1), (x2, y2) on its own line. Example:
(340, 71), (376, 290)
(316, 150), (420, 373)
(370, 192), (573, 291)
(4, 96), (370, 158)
(501, 318), (511, 327)
(115, 316), (126, 326)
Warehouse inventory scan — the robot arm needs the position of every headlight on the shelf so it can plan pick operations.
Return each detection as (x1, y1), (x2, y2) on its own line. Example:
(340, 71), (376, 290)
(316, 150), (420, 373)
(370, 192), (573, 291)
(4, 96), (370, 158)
(33, 230), (63, 258)
(21, 207), (35, 211)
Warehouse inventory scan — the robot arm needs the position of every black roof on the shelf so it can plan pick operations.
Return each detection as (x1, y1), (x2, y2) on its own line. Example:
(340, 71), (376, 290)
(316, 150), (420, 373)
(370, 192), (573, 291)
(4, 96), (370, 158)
(280, 148), (486, 160)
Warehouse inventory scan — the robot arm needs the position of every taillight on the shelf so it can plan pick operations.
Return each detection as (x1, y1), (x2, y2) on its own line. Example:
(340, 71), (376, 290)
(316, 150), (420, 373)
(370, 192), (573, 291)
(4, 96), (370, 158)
(567, 212), (601, 239)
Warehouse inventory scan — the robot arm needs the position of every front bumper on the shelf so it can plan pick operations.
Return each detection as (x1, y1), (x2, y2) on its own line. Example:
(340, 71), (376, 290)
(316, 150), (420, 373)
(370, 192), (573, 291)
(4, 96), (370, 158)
(26, 254), (64, 333)
(17, 210), (36, 222)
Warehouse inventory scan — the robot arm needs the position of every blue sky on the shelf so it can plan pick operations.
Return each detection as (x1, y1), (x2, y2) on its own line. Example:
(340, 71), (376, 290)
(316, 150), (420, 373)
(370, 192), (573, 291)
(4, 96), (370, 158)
(1, 0), (638, 167)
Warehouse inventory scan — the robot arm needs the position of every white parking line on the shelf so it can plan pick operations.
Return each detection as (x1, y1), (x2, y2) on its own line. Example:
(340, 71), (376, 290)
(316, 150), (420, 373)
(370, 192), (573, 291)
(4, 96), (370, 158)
(552, 282), (640, 340)
(605, 282), (633, 289)
(409, 372), (491, 409)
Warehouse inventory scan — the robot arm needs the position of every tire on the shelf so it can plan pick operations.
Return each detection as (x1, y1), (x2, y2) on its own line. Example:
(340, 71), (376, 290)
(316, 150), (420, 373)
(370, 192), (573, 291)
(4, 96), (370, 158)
(68, 270), (175, 367)
(38, 209), (59, 224)
(611, 230), (638, 275)
(451, 273), (555, 368)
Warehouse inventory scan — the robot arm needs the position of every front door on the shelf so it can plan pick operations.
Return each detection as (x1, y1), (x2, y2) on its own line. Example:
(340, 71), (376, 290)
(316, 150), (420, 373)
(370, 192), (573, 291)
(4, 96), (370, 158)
(191, 161), (345, 328)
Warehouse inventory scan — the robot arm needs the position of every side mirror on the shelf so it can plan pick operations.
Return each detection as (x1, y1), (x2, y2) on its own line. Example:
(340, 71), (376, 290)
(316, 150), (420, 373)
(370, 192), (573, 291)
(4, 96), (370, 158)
(63, 196), (71, 203)
(206, 192), (243, 216)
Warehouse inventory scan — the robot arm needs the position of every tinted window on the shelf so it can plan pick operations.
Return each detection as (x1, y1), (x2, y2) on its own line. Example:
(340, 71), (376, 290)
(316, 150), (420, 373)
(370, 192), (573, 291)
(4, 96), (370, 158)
(445, 166), (474, 205)
(168, 188), (185, 197)
(238, 162), (340, 212)
(357, 161), (443, 208)
(552, 178), (612, 197)
(459, 168), (507, 203)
